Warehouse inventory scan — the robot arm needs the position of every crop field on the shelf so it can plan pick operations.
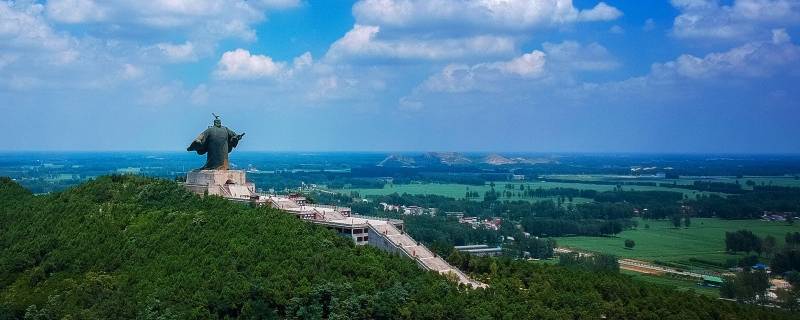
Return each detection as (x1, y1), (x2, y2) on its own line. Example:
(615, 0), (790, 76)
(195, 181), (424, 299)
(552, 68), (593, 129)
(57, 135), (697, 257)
(555, 218), (800, 272)
(543, 174), (800, 190)
(334, 181), (718, 202)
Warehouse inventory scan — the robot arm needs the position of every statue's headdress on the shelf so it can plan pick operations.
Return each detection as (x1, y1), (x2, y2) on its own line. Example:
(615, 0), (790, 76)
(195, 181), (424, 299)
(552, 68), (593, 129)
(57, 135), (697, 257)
(212, 113), (221, 126)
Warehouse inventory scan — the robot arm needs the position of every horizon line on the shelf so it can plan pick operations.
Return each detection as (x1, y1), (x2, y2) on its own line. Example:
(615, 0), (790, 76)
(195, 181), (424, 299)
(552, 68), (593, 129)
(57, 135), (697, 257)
(1, 150), (800, 156)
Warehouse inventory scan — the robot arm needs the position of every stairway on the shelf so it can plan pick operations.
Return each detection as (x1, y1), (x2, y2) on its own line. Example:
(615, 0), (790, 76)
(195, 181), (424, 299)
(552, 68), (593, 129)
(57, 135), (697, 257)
(368, 221), (486, 288)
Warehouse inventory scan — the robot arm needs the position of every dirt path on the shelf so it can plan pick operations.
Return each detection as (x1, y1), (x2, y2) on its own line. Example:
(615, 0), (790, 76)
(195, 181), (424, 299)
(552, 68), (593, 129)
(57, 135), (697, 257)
(557, 247), (708, 279)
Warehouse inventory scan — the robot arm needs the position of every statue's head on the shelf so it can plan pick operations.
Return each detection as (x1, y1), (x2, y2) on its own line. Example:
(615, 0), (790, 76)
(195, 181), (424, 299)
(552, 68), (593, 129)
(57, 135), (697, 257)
(212, 113), (221, 127)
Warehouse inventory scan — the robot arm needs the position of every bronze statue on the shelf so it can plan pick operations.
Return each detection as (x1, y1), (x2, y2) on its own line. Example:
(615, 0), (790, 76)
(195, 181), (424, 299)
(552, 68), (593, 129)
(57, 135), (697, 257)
(187, 114), (245, 170)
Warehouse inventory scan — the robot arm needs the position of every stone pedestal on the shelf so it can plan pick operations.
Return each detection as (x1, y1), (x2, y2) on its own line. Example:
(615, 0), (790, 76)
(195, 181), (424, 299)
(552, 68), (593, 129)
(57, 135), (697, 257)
(185, 170), (256, 199)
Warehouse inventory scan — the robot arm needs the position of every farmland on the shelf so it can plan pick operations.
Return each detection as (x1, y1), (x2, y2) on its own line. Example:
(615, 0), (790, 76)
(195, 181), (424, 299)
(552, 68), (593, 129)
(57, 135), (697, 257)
(334, 180), (721, 203)
(542, 174), (800, 190)
(555, 218), (800, 271)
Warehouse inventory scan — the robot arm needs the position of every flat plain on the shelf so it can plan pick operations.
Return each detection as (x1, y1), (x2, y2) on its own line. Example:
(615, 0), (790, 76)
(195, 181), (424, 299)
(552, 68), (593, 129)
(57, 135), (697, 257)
(555, 218), (800, 271)
(335, 180), (721, 202)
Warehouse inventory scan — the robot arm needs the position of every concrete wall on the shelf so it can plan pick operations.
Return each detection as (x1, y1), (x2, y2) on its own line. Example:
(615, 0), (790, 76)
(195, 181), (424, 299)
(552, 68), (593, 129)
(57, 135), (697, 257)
(186, 170), (246, 186)
(367, 227), (404, 255)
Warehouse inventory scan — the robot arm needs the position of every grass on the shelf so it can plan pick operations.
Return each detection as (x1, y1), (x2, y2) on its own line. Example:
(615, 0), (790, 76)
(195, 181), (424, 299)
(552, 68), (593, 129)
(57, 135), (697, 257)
(621, 270), (720, 298)
(542, 174), (800, 191)
(555, 218), (800, 272)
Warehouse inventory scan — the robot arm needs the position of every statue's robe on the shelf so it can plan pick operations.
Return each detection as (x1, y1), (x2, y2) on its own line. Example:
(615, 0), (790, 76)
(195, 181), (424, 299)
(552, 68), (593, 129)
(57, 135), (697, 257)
(187, 126), (241, 170)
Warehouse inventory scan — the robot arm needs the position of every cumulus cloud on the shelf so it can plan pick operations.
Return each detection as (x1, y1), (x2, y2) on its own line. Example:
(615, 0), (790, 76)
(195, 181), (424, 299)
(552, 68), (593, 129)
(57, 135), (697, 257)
(542, 41), (619, 71)
(1, 2), (76, 59)
(493, 51), (548, 77)
(353, 0), (621, 30)
(578, 2), (623, 22)
(325, 24), (515, 61)
(329, 0), (621, 62)
(155, 41), (197, 62)
(412, 39), (618, 97)
(419, 49), (547, 93)
(44, 0), (301, 44)
(0, 0), (304, 92)
(651, 32), (800, 79)
(45, 0), (107, 23)
(215, 49), (286, 79)
(671, 0), (800, 40)
(400, 35), (797, 112)
(215, 49), (314, 80)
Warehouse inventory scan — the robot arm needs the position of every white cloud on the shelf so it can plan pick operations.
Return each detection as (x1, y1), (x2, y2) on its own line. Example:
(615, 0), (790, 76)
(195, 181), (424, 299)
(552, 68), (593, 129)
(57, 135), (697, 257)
(578, 2), (623, 22)
(421, 64), (478, 93)
(215, 49), (285, 80)
(412, 39), (618, 98)
(326, 24), (515, 61)
(671, 0), (800, 40)
(214, 49), (315, 80)
(307, 76), (340, 100)
(330, 1), (621, 62)
(255, 0), (302, 9)
(121, 63), (143, 80)
(772, 28), (792, 44)
(542, 41), (619, 71)
(609, 25), (624, 34)
(493, 51), (547, 77)
(419, 49), (547, 93)
(155, 41), (197, 62)
(293, 52), (314, 69)
(353, 0), (621, 30)
(43, 0), (300, 44)
(651, 36), (800, 79)
(1, 2), (75, 56)
(45, 0), (107, 23)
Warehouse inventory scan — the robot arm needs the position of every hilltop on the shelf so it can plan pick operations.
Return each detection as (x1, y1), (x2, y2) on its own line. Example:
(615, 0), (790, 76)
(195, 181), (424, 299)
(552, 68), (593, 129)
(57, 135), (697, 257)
(0, 176), (793, 319)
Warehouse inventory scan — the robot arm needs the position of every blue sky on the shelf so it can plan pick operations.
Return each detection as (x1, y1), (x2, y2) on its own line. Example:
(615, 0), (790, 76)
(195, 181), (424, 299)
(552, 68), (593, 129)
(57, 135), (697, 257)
(1, 0), (799, 153)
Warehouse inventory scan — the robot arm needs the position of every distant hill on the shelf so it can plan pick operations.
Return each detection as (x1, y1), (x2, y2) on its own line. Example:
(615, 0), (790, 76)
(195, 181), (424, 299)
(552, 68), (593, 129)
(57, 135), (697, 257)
(423, 152), (472, 165)
(376, 152), (557, 167)
(377, 154), (416, 167)
(0, 176), (790, 319)
(482, 154), (516, 165)
(376, 152), (473, 167)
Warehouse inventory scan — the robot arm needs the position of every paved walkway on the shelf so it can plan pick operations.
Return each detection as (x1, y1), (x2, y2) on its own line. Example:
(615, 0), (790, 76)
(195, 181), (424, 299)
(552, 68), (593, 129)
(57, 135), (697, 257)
(369, 222), (487, 288)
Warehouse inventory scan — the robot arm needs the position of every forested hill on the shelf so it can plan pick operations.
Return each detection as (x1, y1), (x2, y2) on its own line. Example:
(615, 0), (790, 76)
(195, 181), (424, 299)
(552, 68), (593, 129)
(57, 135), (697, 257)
(0, 176), (793, 319)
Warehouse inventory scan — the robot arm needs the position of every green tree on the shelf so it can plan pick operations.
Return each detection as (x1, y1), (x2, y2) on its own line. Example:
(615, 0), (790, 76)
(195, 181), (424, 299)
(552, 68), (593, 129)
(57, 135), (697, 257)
(624, 239), (635, 249)
(762, 235), (777, 257)
(671, 215), (682, 228)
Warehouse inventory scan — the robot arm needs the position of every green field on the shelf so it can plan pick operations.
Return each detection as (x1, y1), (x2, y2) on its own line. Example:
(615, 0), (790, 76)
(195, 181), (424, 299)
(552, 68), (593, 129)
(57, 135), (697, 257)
(333, 181), (719, 202)
(543, 174), (800, 190)
(555, 218), (800, 271)
(621, 270), (720, 297)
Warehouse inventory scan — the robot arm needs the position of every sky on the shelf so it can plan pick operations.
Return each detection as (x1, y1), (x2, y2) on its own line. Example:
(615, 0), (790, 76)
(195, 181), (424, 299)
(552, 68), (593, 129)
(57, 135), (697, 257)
(1, 0), (799, 153)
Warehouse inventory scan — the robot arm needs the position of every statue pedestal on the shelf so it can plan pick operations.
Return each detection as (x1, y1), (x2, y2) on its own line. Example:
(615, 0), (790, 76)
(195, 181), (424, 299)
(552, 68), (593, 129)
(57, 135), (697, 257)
(185, 170), (256, 200)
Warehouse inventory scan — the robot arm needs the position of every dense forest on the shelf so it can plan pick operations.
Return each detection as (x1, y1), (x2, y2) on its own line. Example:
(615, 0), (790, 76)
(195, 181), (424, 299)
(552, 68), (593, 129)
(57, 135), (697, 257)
(0, 176), (795, 319)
